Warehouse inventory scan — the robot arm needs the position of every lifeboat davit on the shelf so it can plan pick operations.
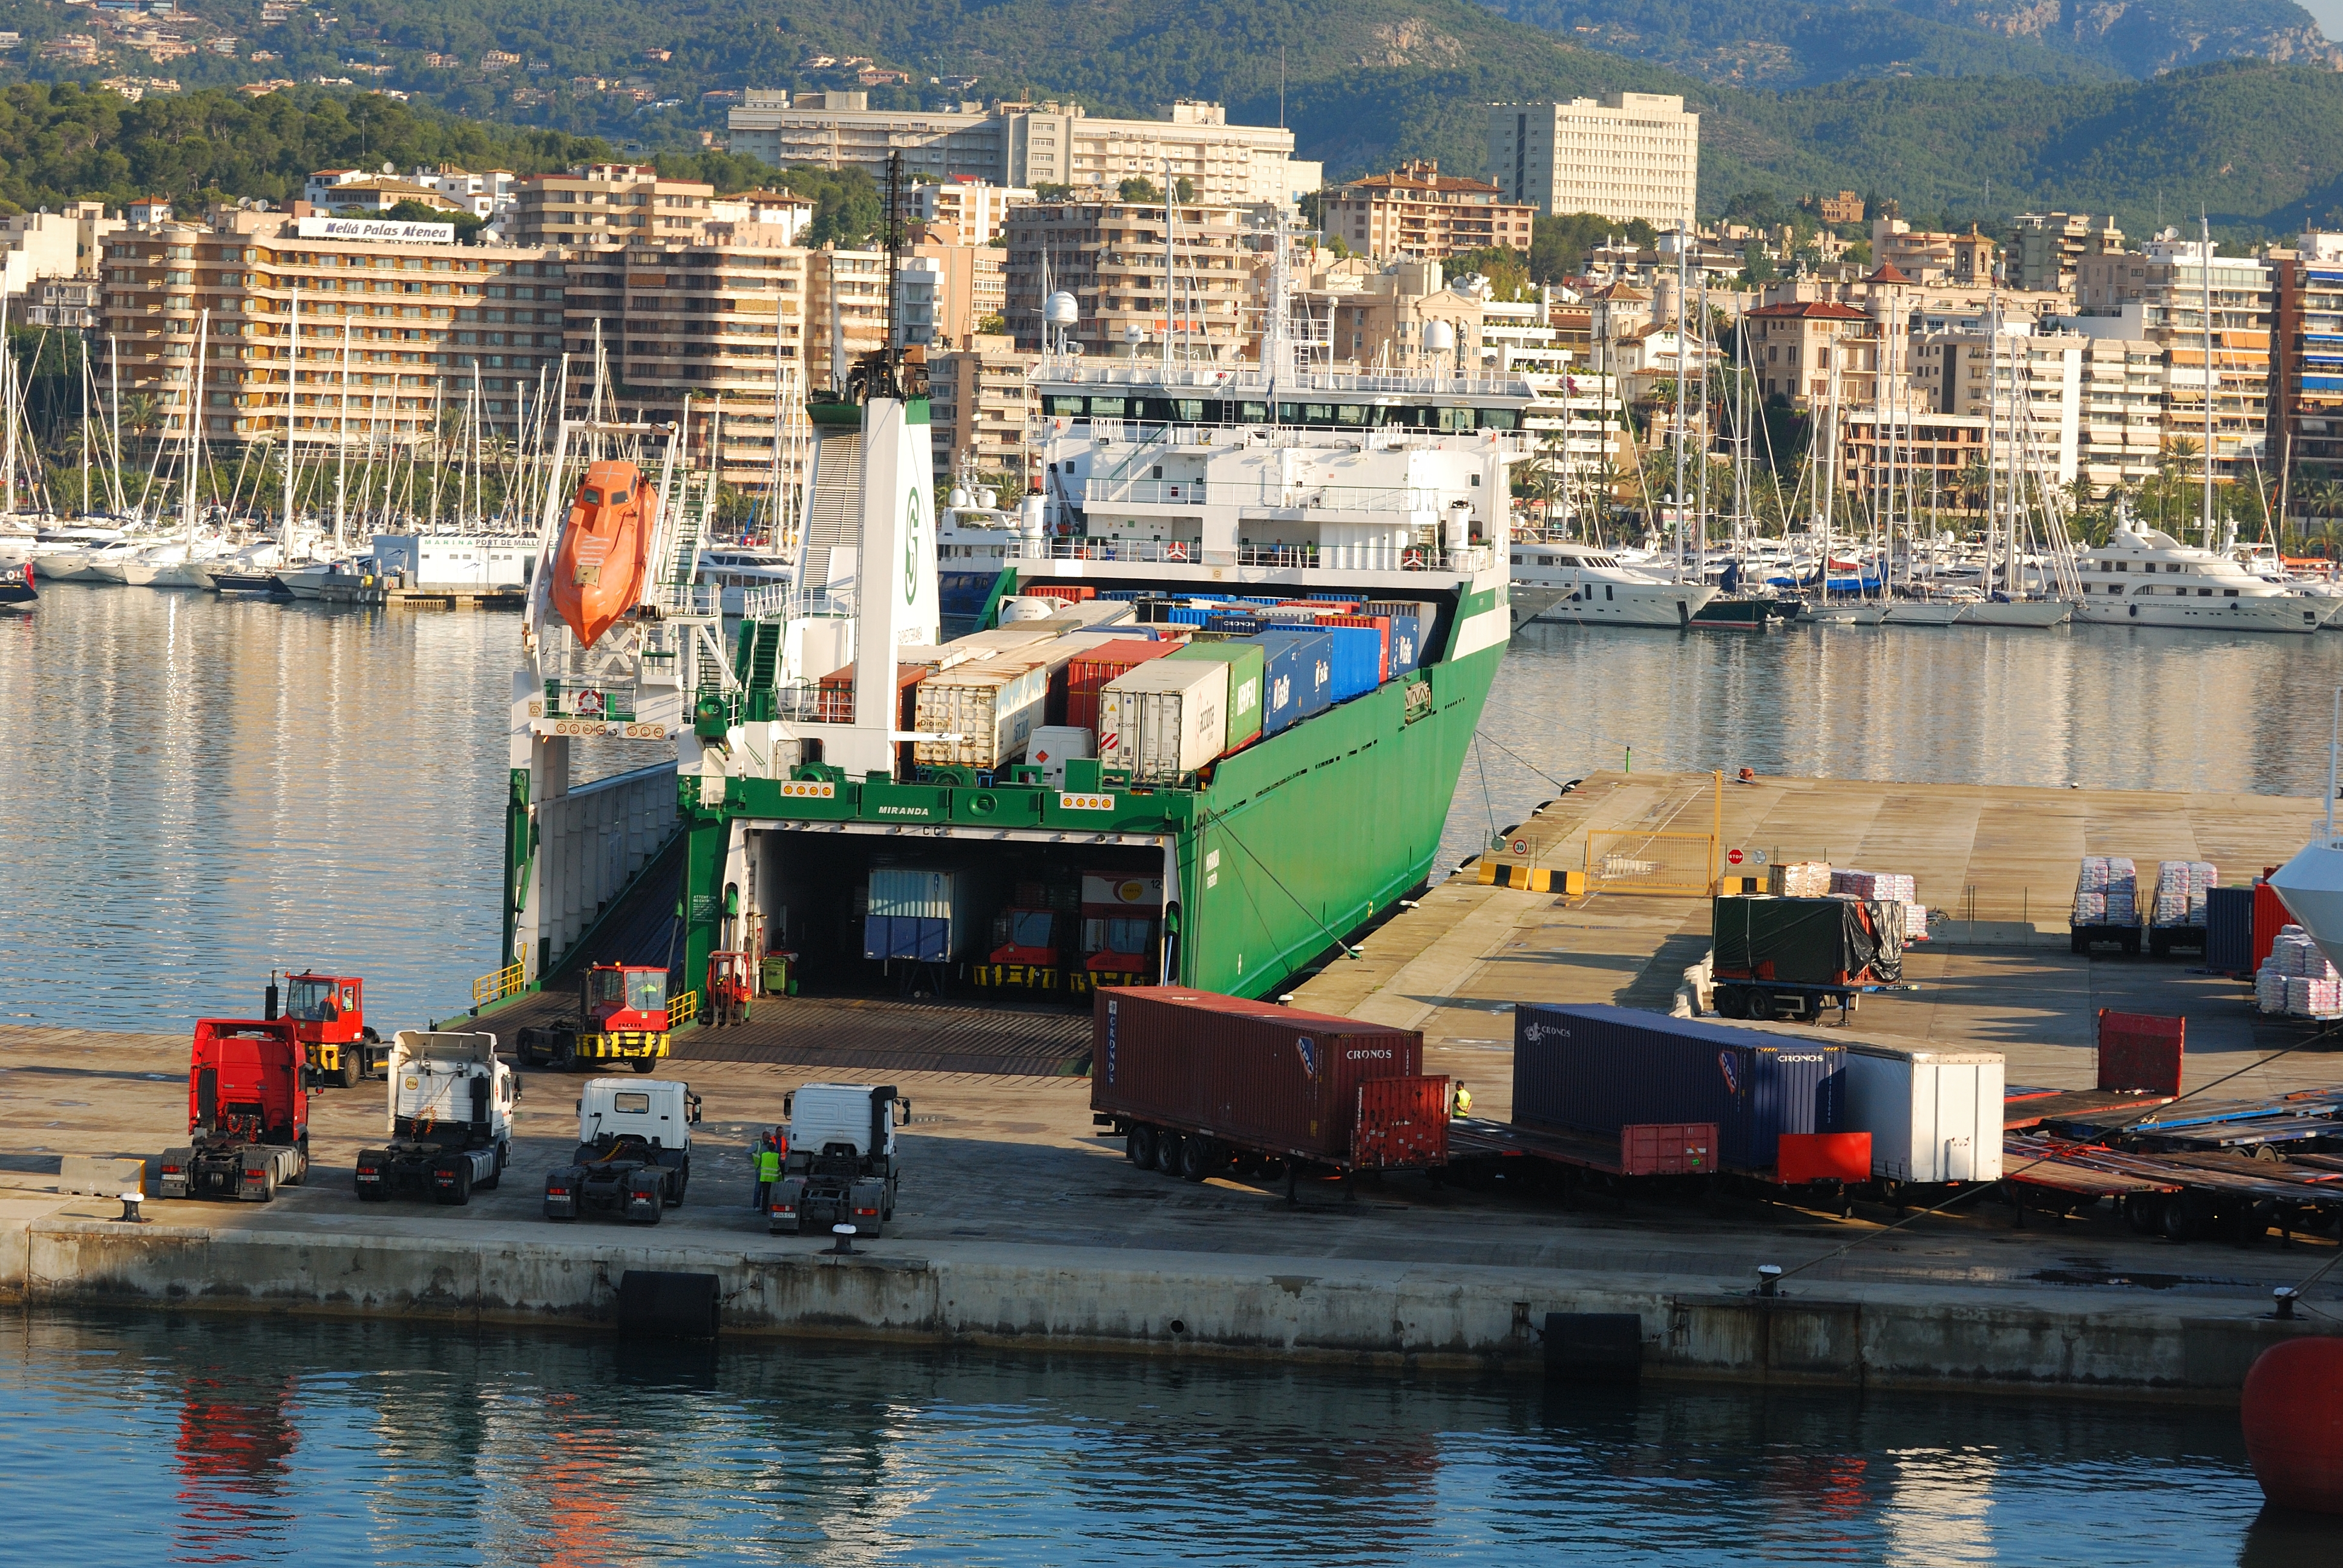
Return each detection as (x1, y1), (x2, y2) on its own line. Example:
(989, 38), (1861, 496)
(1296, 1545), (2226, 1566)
(551, 459), (657, 649)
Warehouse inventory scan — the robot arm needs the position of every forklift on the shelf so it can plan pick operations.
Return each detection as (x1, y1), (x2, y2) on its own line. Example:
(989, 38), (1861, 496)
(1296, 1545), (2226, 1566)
(516, 962), (672, 1073)
(269, 970), (385, 1088)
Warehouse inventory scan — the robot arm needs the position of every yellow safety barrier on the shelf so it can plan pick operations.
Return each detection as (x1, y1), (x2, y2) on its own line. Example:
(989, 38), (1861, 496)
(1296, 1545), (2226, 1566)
(1475, 861), (1588, 895)
(669, 990), (700, 1028)
(1584, 830), (1720, 897)
(473, 961), (525, 1007)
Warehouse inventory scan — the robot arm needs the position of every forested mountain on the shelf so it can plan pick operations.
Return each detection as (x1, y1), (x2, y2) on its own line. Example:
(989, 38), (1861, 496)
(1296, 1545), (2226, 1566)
(0, 0), (2338, 242)
(1477, 0), (2339, 90)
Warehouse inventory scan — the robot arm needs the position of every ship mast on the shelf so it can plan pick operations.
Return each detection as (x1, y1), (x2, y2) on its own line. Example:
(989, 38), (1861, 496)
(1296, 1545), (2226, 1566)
(2201, 212), (2216, 550)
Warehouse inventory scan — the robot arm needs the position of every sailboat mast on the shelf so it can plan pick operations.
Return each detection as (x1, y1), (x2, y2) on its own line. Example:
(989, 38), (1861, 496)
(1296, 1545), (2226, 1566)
(2201, 213), (2215, 549)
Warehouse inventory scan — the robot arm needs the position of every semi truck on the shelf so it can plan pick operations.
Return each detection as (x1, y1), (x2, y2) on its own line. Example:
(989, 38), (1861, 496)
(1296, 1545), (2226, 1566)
(354, 1031), (519, 1205)
(157, 1019), (311, 1202)
(767, 1082), (909, 1237)
(270, 970), (386, 1087)
(543, 1076), (700, 1224)
(516, 962), (672, 1072)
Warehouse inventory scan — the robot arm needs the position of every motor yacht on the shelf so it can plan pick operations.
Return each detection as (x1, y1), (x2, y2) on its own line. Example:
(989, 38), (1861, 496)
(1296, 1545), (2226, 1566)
(2076, 526), (2324, 633)
(1509, 538), (1717, 629)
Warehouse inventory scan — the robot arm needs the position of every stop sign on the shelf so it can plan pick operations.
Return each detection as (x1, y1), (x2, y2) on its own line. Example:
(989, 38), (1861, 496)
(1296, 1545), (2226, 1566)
(1728, 849), (1744, 865)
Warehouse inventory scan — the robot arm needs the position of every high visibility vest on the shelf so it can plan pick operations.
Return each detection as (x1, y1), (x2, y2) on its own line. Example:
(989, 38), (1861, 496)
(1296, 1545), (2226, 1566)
(757, 1149), (781, 1182)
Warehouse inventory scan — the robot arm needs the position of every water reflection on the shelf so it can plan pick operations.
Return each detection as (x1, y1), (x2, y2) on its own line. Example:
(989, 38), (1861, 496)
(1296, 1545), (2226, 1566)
(172, 1362), (298, 1563)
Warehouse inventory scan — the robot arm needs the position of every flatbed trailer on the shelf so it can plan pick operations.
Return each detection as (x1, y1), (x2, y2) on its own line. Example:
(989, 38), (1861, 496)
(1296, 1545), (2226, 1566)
(2001, 1134), (2343, 1239)
(2069, 921), (2141, 955)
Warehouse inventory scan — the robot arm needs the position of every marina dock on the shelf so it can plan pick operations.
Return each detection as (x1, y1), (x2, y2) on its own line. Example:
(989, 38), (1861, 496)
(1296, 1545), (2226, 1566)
(4, 769), (2336, 1396)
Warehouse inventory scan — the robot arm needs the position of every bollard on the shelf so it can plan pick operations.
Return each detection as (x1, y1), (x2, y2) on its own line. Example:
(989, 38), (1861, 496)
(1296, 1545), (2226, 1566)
(2275, 1287), (2300, 1321)
(1757, 1264), (1782, 1298)
(830, 1223), (857, 1256)
(117, 1191), (147, 1224)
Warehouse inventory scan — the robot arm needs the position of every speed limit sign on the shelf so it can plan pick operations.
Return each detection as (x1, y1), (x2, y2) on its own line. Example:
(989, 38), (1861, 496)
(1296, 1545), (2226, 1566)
(1512, 839), (1529, 857)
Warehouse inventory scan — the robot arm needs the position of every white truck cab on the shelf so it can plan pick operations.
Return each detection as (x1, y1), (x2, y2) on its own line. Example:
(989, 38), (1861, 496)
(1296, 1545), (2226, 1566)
(772, 1082), (909, 1237)
(355, 1030), (519, 1205)
(578, 1076), (697, 1149)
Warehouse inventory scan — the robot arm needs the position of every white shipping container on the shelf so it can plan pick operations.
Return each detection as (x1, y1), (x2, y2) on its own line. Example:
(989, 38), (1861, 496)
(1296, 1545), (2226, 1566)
(1843, 1043), (2005, 1184)
(1033, 601), (1135, 630)
(1098, 658), (1227, 783)
(913, 651), (1058, 768)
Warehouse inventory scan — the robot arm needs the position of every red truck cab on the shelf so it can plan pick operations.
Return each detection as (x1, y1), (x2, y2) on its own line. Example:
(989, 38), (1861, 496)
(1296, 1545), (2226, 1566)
(588, 964), (670, 1033)
(279, 971), (382, 1086)
(158, 1019), (310, 1201)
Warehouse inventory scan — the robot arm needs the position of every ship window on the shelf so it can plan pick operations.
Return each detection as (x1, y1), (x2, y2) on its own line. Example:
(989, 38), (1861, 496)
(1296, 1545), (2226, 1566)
(580, 488), (603, 505)
(1090, 397), (1126, 418)
(1277, 403), (1302, 422)
(1302, 404), (1334, 423)
(2226, 589), (2239, 596)
(1439, 408), (1472, 432)
(1335, 405), (1366, 425)
(2143, 562), (2156, 573)
(1173, 399), (1204, 422)
(2200, 587), (2213, 596)
(1046, 395), (1084, 416)
(1239, 402), (1268, 420)
(1477, 410), (1519, 430)
(1605, 585), (1614, 601)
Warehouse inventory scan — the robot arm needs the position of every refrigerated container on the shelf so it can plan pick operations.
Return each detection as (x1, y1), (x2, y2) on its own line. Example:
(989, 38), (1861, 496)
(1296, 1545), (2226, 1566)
(1026, 725), (1095, 788)
(1166, 640), (1265, 752)
(1098, 658), (1227, 783)
(1091, 987), (1446, 1170)
(911, 656), (1048, 769)
(1841, 1042), (2004, 1185)
(1512, 1003), (1846, 1174)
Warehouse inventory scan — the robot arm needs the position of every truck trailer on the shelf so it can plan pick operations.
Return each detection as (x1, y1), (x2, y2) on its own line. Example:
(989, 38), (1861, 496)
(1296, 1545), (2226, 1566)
(355, 1030), (519, 1205)
(543, 1077), (700, 1223)
(767, 1082), (909, 1237)
(157, 1019), (311, 1202)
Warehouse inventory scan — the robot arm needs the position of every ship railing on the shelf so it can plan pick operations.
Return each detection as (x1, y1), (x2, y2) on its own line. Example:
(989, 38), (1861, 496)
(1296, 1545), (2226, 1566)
(1006, 537), (1187, 564)
(1083, 477), (1208, 508)
(1002, 537), (1492, 572)
(773, 679), (856, 725)
(740, 582), (793, 621)
(473, 959), (526, 1008)
(1083, 479), (1455, 515)
(1034, 357), (1534, 400)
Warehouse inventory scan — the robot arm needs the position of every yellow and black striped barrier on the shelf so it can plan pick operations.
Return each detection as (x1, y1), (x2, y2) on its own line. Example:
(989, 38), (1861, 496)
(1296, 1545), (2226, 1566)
(1475, 861), (1587, 895)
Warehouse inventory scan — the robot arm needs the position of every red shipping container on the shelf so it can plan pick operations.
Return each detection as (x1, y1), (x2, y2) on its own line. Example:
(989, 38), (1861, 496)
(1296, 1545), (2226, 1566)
(1091, 986), (1430, 1165)
(2253, 877), (2289, 972)
(1027, 584), (1096, 604)
(1316, 613), (1390, 679)
(1620, 1122), (1715, 1175)
(2097, 1008), (2184, 1097)
(814, 664), (925, 728)
(1775, 1131), (1870, 1184)
(1064, 638), (1174, 731)
(1354, 1076), (1451, 1169)
(1277, 599), (1359, 613)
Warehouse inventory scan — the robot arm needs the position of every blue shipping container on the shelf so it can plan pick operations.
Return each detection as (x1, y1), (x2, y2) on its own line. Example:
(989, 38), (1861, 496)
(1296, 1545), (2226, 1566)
(1245, 629), (1334, 736)
(1312, 624), (1382, 701)
(1388, 615), (1421, 676)
(1165, 606), (1210, 627)
(864, 914), (949, 962)
(1512, 1003), (1844, 1172)
(1206, 612), (1264, 635)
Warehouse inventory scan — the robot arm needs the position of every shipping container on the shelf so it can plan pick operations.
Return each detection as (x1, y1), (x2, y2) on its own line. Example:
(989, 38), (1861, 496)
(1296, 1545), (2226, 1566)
(1311, 623), (1383, 702)
(1098, 658), (1227, 783)
(863, 913), (948, 961)
(1091, 987), (1443, 1168)
(2205, 884), (2255, 975)
(1205, 611), (1265, 636)
(813, 662), (925, 728)
(1388, 614), (1421, 676)
(1512, 1003), (1845, 1174)
(1841, 1042), (2004, 1184)
(2253, 878), (2289, 972)
(864, 866), (988, 959)
(1366, 598), (1440, 652)
(1025, 725), (1095, 788)
(1167, 641), (1266, 751)
(912, 656), (1047, 769)
(1026, 584), (1096, 604)
(1033, 601), (1135, 632)
(1246, 629), (1333, 737)
(1064, 638), (1175, 731)
(1317, 613), (1391, 680)
(1711, 896), (1904, 987)
(942, 622), (1060, 661)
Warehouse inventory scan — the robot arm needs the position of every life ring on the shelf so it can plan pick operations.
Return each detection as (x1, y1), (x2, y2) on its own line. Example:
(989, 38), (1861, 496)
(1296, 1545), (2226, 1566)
(1165, 541), (1190, 563)
(1402, 548), (1426, 570)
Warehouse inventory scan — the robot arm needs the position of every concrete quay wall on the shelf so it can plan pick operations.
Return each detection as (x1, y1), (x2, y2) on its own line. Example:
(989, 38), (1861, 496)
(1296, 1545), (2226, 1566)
(4, 1215), (2331, 1400)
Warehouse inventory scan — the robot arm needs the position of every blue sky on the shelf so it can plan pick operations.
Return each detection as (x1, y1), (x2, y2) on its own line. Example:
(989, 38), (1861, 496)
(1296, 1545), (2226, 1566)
(2304, 0), (2343, 38)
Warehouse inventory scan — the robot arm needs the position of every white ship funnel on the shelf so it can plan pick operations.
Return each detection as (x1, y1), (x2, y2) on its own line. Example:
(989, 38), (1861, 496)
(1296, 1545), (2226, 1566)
(2270, 838), (2343, 969)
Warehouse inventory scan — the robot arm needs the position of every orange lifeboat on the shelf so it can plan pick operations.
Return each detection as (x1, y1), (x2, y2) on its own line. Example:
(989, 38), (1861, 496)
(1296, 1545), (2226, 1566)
(551, 459), (657, 648)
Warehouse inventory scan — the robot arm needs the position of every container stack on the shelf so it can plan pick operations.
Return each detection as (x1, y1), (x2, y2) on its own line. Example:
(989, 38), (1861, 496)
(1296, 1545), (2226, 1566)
(1768, 861), (1834, 898)
(2151, 860), (2218, 927)
(2256, 925), (2343, 1018)
(2071, 857), (2138, 925)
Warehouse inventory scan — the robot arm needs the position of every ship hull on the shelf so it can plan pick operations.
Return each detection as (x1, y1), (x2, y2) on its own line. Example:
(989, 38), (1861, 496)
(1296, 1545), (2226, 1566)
(2074, 596), (2319, 633)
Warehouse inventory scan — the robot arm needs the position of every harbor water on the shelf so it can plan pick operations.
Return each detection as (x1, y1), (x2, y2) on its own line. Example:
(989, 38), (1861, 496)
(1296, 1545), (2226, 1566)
(8, 583), (2343, 1030)
(0, 1310), (2309, 1567)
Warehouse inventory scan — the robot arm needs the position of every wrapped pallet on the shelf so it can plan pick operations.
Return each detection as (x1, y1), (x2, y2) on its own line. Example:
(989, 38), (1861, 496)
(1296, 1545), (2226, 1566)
(2073, 857), (2138, 924)
(1767, 861), (1834, 898)
(2151, 860), (2218, 927)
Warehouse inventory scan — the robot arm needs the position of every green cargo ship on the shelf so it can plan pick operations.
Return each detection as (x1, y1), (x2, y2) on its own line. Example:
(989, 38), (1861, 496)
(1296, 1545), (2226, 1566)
(505, 337), (1525, 1011)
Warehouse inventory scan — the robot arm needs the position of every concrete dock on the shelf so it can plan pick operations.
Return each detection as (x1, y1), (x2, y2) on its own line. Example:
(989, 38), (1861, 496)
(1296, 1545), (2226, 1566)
(4, 771), (2338, 1396)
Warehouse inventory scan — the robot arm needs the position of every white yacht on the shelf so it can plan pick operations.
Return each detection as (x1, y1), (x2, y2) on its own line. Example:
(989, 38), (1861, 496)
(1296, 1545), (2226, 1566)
(2076, 526), (2324, 633)
(695, 545), (796, 615)
(1510, 538), (1717, 629)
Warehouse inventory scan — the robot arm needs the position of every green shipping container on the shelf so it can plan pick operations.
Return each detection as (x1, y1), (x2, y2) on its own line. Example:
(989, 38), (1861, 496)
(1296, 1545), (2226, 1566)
(1167, 640), (1265, 752)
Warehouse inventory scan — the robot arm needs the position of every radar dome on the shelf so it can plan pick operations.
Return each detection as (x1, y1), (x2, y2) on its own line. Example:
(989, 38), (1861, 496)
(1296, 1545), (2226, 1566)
(1044, 291), (1080, 327)
(1423, 321), (1457, 354)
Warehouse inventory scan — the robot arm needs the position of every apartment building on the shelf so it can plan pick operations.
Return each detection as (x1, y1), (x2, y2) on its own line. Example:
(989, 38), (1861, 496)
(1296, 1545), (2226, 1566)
(1841, 410), (1991, 510)
(893, 230), (1006, 350)
(2267, 232), (2343, 491)
(2010, 211), (2124, 295)
(25, 272), (101, 327)
(807, 247), (889, 376)
(1321, 160), (1535, 262)
(100, 212), (560, 448)
(1910, 320), (2164, 491)
(728, 94), (1313, 209)
(510, 164), (716, 248)
(2076, 235), (2271, 477)
(1745, 299), (1877, 407)
(1486, 94), (1699, 229)
(910, 178), (1033, 246)
(928, 334), (1034, 482)
(1870, 215), (1997, 288)
(1003, 198), (1251, 357)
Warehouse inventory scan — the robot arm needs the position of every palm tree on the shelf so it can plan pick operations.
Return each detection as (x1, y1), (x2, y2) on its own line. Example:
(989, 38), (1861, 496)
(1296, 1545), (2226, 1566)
(119, 392), (161, 449)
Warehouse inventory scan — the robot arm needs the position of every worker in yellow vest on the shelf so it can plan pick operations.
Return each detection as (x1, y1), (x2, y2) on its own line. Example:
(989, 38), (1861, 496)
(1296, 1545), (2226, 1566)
(753, 1130), (782, 1210)
(1453, 1082), (1473, 1119)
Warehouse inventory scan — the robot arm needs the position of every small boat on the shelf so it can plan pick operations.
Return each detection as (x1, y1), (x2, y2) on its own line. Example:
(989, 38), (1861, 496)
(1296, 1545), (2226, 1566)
(209, 570), (288, 596)
(0, 559), (33, 609)
(1691, 593), (1798, 630)
(551, 460), (657, 649)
